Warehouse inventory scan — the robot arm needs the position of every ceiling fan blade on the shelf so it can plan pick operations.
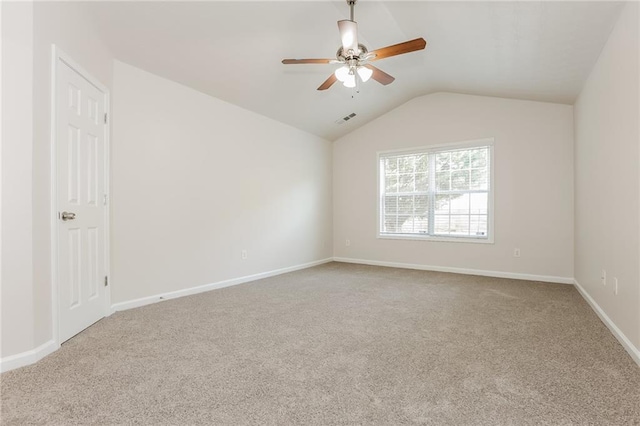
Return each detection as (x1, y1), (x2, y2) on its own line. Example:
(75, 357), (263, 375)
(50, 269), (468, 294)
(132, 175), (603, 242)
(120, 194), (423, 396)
(338, 20), (358, 56)
(370, 38), (427, 61)
(317, 74), (338, 91)
(364, 64), (395, 85)
(282, 59), (334, 65)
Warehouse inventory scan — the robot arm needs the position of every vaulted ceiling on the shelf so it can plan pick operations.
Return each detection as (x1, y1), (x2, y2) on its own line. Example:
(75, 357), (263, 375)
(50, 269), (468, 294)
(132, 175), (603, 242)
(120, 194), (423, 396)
(87, 1), (624, 141)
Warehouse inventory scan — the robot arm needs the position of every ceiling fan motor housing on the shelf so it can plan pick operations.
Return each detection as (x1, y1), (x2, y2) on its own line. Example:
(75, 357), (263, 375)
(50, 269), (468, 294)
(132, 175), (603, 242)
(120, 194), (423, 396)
(337, 44), (368, 62)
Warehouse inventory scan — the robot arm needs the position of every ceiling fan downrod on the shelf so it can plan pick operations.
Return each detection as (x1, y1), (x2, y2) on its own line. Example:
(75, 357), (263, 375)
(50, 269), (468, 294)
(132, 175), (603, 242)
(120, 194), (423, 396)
(348, 0), (356, 21)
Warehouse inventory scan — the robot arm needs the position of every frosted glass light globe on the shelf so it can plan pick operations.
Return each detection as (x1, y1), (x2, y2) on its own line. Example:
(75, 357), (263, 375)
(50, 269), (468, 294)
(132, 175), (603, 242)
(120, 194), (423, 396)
(334, 66), (350, 82)
(357, 66), (373, 83)
(343, 74), (356, 88)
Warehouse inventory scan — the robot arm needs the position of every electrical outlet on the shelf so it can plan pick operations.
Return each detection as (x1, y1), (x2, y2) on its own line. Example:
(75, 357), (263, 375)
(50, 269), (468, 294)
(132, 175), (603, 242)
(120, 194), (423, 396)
(345, 239), (351, 246)
(241, 250), (247, 260)
(513, 248), (521, 258)
(613, 278), (618, 295)
(601, 269), (606, 285)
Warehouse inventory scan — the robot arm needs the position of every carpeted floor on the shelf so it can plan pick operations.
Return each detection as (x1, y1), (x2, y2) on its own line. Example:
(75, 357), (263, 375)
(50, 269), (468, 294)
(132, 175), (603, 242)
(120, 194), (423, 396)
(1, 262), (639, 425)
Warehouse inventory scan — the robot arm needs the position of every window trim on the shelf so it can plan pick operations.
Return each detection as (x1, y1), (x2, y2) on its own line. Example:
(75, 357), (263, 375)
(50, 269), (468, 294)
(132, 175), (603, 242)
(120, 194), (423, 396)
(376, 138), (495, 244)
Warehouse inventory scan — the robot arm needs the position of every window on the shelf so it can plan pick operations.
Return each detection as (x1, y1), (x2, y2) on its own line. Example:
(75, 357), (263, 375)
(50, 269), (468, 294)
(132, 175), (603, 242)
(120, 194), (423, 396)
(378, 141), (493, 242)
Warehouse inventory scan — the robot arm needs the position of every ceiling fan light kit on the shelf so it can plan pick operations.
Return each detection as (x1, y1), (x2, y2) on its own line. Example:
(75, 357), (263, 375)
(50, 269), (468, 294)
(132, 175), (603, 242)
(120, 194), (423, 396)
(356, 66), (373, 82)
(335, 63), (372, 87)
(281, 0), (427, 91)
(343, 74), (357, 88)
(334, 66), (351, 83)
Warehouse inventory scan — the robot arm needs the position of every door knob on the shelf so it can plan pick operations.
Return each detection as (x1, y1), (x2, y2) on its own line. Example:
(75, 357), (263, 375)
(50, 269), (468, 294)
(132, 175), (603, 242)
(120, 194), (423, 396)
(61, 211), (76, 221)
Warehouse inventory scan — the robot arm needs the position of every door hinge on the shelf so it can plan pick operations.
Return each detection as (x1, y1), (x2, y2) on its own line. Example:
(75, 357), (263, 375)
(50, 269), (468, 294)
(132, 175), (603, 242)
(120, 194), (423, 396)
(103, 194), (108, 206)
(104, 276), (108, 287)
(104, 113), (108, 124)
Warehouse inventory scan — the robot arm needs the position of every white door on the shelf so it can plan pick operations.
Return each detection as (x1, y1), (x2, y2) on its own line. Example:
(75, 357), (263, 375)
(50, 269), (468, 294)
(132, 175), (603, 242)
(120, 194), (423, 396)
(55, 52), (109, 343)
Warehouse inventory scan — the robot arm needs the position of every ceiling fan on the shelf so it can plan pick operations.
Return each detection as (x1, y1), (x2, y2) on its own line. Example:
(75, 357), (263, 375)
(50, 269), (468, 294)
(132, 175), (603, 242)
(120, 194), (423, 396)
(281, 0), (427, 91)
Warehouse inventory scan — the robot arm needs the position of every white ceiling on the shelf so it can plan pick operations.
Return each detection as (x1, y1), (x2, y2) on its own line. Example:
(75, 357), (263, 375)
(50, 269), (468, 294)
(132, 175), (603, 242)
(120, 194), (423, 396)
(87, 1), (624, 141)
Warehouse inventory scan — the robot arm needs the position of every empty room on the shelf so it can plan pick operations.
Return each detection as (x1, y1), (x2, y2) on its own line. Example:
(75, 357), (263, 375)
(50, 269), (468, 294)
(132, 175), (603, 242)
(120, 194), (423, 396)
(1, 0), (639, 424)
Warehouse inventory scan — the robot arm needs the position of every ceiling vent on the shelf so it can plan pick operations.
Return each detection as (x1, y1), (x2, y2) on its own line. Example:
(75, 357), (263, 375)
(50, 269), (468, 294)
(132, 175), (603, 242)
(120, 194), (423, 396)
(335, 112), (356, 125)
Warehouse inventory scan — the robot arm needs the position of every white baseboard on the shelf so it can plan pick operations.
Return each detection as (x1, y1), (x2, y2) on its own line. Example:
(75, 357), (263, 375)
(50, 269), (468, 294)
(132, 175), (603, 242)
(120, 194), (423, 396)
(111, 258), (334, 312)
(573, 279), (640, 367)
(333, 257), (574, 284)
(0, 339), (58, 373)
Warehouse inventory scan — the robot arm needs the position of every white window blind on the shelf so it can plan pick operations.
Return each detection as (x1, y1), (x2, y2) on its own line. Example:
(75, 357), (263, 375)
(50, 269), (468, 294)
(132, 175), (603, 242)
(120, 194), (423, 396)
(379, 143), (492, 241)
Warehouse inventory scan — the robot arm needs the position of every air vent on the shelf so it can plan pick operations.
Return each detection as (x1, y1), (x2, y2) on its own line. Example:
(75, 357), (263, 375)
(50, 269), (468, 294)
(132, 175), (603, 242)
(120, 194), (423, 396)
(335, 112), (357, 125)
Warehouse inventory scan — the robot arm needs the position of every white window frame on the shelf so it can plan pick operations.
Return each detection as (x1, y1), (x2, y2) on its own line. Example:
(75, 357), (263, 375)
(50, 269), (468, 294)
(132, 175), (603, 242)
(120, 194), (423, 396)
(377, 138), (495, 244)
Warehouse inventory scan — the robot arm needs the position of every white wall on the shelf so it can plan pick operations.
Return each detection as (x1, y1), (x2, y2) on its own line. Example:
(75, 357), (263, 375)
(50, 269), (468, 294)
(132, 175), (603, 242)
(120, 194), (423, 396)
(333, 92), (574, 281)
(1, 2), (114, 363)
(111, 61), (332, 304)
(574, 2), (639, 354)
(1, 1), (34, 358)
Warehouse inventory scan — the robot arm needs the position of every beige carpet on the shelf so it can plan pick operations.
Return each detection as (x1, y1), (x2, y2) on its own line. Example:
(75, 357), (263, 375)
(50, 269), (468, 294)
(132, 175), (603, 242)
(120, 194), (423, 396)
(1, 262), (639, 425)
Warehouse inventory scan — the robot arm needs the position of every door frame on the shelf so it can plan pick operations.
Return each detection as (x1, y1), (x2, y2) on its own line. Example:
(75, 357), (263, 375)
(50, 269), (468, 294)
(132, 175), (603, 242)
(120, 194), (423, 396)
(50, 45), (112, 347)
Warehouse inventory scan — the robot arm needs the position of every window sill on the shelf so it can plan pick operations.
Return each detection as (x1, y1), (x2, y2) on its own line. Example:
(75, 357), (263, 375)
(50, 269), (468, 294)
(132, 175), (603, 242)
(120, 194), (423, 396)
(377, 233), (494, 244)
